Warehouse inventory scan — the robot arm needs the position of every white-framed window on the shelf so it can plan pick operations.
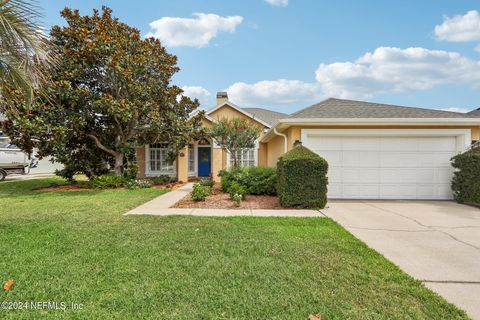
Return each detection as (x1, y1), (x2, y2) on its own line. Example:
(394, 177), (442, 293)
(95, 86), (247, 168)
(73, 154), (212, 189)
(227, 140), (259, 168)
(148, 143), (175, 173)
(188, 144), (195, 173)
(230, 148), (256, 167)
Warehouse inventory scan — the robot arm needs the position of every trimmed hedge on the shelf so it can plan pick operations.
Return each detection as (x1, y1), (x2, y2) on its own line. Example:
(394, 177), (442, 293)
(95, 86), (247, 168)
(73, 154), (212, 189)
(451, 148), (480, 207)
(219, 167), (277, 195)
(277, 146), (328, 209)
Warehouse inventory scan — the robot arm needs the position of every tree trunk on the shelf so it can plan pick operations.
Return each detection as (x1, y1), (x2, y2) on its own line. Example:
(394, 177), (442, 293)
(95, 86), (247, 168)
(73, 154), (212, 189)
(114, 152), (124, 176)
(233, 151), (238, 168)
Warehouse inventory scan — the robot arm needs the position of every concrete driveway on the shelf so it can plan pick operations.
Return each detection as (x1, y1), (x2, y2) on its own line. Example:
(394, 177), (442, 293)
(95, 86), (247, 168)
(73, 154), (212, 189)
(322, 200), (480, 319)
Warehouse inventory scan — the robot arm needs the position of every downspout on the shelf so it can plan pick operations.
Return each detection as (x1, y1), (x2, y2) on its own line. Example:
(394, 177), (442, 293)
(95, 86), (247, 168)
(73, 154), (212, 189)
(273, 128), (288, 153)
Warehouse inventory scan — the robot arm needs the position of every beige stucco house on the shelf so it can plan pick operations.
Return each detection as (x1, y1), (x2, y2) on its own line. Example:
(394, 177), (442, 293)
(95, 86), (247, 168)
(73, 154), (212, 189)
(137, 92), (480, 200)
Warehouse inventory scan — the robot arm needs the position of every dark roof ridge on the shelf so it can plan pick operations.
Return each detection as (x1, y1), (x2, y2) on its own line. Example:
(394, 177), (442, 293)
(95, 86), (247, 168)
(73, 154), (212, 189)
(288, 97), (474, 119)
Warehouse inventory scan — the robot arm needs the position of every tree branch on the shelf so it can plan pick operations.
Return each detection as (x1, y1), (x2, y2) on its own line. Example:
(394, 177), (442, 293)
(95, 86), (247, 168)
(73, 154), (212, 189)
(87, 134), (118, 157)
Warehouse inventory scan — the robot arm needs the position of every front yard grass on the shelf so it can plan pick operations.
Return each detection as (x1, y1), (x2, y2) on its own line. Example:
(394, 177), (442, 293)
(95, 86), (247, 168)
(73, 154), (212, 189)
(0, 178), (468, 319)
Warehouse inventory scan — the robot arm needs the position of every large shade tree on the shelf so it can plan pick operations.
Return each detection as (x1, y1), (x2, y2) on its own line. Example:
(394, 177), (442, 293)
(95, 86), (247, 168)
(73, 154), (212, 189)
(2, 6), (202, 178)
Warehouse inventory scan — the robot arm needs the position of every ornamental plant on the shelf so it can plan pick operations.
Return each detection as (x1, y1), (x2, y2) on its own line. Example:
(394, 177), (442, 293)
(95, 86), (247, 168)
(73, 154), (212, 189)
(451, 148), (480, 206)
(277, 145), (328, 209)
(208, 118), (261, 168)
(191, 183), (210, 201)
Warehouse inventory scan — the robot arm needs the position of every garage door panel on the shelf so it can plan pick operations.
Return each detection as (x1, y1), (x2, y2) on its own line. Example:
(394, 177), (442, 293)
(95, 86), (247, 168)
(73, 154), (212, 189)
(418, 137), (457, 151)
(313, 150), (342, 164)
(342, 168), (379, 183)
(433, 152), (456, 167)
(417, 185), (436, 199)
(380, 168), (418, 183)
(327, 167), (342, 183)
(327, 183), (342, 198)
(380, 185), (417, 199)
(307, 137), (342, 151)
(343, 184), (379, 198)
(342, 151), (380, 167)
(437, 184), (453, 199)
(304, 132), (458, 200)
(381, 153), (418, 167)
(416, 153), (438, 167)
(343, 137), (380, 151)
(436, 168), (454, 183)
(381, 137), (419, 151)
(416, 168), (436, 183)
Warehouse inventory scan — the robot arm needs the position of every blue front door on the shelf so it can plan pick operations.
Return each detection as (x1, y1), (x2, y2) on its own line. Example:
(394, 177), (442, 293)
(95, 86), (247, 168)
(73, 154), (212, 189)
(197, 147), (211, 177)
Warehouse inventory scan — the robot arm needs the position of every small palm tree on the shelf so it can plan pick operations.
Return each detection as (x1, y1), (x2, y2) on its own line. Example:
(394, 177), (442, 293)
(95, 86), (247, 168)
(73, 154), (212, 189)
(0, 0), (52, 103)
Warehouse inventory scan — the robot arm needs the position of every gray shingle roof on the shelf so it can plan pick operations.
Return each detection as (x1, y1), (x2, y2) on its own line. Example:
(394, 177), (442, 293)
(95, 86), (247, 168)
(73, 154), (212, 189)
(289, 98), (476, 119)
(468, 108), (480, 117)
(0, 113), (5, 122)
(241, 108), (288, 125)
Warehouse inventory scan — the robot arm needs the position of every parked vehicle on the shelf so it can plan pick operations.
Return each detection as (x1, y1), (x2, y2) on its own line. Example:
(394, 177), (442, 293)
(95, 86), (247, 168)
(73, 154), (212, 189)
(0, 143), (30, 181)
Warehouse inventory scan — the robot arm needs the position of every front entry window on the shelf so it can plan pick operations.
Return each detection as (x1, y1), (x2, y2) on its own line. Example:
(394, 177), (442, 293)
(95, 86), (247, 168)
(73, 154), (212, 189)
(149, 143), (174, 172)
(188, 144), (195, 173)
(230, 148), (256, 167)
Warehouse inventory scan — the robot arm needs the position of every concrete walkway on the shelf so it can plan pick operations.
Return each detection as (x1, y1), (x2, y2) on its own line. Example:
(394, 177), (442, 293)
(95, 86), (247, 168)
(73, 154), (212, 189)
(323, 200), (480, 319)
(125, 183), (322, 217)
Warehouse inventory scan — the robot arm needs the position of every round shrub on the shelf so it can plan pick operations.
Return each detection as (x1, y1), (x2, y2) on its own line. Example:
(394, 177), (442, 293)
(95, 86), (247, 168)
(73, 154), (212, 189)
(227, 182), (247, 200)
(191, 183), (210, 201)
(277, 145), (328, 209)
(199, 178), (214, 189)
(451, 148), (480, 207)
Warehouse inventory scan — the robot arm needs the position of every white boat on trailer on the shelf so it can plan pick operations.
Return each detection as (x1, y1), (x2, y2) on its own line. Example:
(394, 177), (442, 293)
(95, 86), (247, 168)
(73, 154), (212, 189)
(0, 143), (30, 181)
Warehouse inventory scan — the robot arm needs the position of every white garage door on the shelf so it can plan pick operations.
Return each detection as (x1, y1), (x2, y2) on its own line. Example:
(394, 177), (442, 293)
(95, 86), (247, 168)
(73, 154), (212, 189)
(303, 132), (461, 200)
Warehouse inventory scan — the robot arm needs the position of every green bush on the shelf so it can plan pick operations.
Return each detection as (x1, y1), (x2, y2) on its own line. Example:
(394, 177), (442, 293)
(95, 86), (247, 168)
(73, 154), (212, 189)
(451, 148), (480, 207)
(149, 175), (173, 185)
(89, 174), (127, 189)
(218, 169), (238, 192)
(199, 178), (214, 189)
(219, 167), (277, 195)
(191, 183), (210, 201)
(232, 193), (243, 206)
(124, 163), (139, 180)
(227, 182), (247, 200)
(277, 146), (328, 209)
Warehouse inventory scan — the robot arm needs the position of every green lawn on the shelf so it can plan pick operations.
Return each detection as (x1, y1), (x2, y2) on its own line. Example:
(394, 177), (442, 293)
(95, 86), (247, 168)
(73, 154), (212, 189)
(0, 178), (468, 319)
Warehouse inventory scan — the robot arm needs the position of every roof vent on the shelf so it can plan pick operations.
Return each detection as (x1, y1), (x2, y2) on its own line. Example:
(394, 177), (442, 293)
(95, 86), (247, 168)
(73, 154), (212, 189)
(293, 140), (302, 147)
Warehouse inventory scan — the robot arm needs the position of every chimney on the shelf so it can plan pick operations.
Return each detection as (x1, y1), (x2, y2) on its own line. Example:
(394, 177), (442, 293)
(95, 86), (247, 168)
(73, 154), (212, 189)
(216, 91), (228, 105)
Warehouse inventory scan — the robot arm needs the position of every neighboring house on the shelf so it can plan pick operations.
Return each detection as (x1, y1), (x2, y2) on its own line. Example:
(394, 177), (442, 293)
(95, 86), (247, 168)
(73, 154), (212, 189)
(136, 93), (480, 200)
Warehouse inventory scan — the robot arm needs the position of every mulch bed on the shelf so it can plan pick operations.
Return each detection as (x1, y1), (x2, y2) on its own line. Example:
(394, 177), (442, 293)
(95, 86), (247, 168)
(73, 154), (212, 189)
(35, 182), (185, 192)
(172, 185), (284, 209)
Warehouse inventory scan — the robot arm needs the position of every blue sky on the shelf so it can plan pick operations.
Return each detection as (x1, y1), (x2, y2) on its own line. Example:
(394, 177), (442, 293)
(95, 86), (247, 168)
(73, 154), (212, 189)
(38, 0), (480, 113)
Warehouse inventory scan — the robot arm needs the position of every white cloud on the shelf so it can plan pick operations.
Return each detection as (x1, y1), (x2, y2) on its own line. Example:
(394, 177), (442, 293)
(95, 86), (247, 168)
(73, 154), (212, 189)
(435, 10), (480, 42)
(227, 80), (323, 106)
(181, 86), (211, 106)
(265, 0), (288, 7)
(225, 47), (480, 106)
(315, 47), (480, 98)
(146, 13), (243, 47)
